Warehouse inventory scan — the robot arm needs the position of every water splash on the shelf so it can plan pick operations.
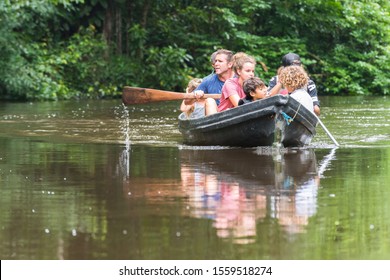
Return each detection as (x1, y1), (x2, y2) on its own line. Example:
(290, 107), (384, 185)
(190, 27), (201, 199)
(115, 103), (131, 178)
(121, 103), (131, 152)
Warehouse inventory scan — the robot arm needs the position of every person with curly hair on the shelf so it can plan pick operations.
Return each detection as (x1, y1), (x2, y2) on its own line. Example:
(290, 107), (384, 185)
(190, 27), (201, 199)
(279, 65), (314, 112)
(267, 53), (320, 115)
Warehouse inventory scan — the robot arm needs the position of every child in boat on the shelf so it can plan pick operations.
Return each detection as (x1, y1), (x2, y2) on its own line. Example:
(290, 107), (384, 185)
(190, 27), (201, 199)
(279, 65), (314, 112)
(238, 77), (267, 105)
(180, 78), (204, 119)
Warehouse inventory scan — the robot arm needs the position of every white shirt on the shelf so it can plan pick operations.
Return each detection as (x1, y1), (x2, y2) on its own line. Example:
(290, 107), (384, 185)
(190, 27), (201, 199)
(290, 88), (314, 112)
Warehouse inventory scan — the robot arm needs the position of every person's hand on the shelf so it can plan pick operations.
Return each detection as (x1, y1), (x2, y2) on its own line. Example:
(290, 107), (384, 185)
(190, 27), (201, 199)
(193, 90), (204, 100)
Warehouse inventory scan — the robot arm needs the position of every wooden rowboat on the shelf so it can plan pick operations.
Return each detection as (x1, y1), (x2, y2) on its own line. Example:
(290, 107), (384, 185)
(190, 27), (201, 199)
(178, 95), (318, 147)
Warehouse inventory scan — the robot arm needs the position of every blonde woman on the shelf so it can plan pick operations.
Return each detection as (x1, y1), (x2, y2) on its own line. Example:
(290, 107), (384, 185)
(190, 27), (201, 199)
(279, 65), (314, 112)
(218, 53), (256, 112)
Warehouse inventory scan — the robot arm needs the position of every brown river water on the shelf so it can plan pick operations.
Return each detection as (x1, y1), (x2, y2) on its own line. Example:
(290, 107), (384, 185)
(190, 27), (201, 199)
(0, 96), (389, 260)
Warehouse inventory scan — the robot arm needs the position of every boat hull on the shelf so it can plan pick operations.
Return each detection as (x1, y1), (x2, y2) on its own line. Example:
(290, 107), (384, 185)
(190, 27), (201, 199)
(178, 95), (318, 147)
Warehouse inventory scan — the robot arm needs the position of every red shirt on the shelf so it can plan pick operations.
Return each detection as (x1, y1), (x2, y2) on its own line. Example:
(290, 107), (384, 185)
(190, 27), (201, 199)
(218, 77), (245, 112)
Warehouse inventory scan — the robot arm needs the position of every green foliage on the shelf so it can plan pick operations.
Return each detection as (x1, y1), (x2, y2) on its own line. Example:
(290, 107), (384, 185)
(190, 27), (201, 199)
(57, 25), (113, 99)
(1, 22), (118, 100)
(145, 46), (194, 90)
(0, 1), (52, 99)
(0, 0), (86, 100)
(319, 1), (390, 95)
(0, 0), (389, 100)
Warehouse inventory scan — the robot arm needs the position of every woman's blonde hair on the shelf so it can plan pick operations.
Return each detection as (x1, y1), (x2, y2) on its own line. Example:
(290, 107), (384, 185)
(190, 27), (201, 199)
(279, 65), (308, 91)
(231, 52), (256, 75)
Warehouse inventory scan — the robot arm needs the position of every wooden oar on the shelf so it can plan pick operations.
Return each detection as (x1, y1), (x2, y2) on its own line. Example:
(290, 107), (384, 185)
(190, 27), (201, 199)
(122, 86), (221, 105)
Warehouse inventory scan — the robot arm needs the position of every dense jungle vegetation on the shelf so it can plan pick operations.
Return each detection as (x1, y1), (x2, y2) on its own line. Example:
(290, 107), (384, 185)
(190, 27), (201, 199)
(0, 0), (389, 101)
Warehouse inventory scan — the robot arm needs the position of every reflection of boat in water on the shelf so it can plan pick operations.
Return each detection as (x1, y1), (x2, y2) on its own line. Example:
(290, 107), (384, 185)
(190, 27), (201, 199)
(180, 147), (318, 189)
(119, 144), (335, 244)
(179, 147), (323, 243)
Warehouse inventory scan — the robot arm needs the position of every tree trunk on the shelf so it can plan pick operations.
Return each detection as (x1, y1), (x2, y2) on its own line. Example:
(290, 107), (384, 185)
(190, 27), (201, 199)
(103, 1), (113, 57)
(141, 0), (150, 29)
(138, 0), (150, 59)
(116, 6), (122, 55)
(125, 0), (133, 56)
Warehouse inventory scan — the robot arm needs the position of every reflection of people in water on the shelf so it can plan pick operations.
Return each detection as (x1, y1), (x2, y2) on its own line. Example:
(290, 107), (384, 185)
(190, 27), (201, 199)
(181, 165), (220, 218)
(180, 159), (267, 244)
(272, 149), (320, 234)
(213, 181), (266, 244)
(180, 148), (322, 242)
(271, 181), (319, 234)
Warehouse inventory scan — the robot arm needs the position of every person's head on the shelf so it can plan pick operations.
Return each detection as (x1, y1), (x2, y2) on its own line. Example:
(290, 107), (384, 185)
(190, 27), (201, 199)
(281, 53), (301, 67)
(279, 65), (308, 92)
(213, 49), (234, 77)
(210, 50), (218, 70)
(243, 77), (267, 101)
(277, 66), (284, 75)
(232, 53), (256, 81)
(231, 52), (247, 72)
(186, 78), (202, 93)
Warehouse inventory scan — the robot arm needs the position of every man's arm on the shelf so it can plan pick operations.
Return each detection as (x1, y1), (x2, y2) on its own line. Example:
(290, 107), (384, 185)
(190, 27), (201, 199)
(267, 76), (282, 97)
(308, 80), (320, 116)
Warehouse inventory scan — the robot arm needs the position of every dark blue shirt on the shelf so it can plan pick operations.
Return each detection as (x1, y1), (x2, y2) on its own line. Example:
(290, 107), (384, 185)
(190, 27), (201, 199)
(196, 74), (226, 105)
